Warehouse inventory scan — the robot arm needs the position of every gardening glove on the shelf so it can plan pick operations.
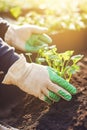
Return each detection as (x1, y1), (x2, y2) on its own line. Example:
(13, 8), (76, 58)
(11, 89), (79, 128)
(2, 55), (77, 104)
(5, 24), (52, 52)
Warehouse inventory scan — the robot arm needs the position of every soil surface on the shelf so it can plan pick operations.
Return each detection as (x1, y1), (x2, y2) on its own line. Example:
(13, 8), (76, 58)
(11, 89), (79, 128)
(0, 50), (87, 130)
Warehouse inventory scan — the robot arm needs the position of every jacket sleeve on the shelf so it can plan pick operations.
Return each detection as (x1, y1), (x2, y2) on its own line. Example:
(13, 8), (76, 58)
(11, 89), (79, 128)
(0, 17), (9, 40)
(0, 38), (19, 74)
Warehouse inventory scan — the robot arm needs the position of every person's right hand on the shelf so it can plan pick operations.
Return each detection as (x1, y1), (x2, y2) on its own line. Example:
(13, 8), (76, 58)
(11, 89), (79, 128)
(3, 55), (77, 104)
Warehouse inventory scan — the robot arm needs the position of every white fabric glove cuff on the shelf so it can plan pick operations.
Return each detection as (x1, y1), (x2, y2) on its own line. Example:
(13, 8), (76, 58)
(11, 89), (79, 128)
(2, 54), (32, 87)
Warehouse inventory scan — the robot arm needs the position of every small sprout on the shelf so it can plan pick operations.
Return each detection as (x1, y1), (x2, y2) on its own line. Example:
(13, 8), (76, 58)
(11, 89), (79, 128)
(25, 53), (32, 63)
(36, 45), (83, 82)
(26, 43), (83, 82)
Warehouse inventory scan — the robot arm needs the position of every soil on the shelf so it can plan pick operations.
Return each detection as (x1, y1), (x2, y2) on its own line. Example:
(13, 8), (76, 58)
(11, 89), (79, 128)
(0, 50), (87, 130)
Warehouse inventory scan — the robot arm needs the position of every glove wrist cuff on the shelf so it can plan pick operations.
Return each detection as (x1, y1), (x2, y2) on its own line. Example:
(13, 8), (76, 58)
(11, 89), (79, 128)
(2, 54), (32, 86)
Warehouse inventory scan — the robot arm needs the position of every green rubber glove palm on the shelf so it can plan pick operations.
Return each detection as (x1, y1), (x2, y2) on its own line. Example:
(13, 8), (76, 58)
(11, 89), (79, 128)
(44, 67), (77, 104)
(5, 24), (52, 52)
(25, 33), (52, 52)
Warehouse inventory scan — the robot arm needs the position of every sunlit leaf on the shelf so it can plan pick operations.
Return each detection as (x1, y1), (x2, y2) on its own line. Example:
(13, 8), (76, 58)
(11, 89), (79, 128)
(61, 51), (74, 60)
(71, 55), (84, 63)
(10, 6), (21, 18)
(36, 58), (45, 63)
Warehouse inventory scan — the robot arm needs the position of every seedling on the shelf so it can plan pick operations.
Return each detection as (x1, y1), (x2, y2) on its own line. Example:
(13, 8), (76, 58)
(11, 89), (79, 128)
(35, 45), (83, 82)
(26, 45), (83, 82)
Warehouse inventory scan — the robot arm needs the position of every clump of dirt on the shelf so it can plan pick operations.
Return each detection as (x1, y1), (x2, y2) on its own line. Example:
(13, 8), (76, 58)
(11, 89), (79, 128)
(0, 51), (87, 130)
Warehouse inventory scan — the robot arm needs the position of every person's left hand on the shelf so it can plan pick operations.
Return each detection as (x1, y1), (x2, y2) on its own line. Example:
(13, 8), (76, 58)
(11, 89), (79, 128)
(5, 24), (52, 52)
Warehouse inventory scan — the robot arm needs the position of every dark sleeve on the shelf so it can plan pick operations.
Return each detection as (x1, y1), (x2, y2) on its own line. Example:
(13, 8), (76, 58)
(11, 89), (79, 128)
(0, 38), (19, 74)
(0, 17), (10, 40)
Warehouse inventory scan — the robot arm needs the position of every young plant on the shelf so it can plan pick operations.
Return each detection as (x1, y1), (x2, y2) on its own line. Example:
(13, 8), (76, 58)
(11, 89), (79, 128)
(25, 35), (83, 82)
(36, 45), (83, 82)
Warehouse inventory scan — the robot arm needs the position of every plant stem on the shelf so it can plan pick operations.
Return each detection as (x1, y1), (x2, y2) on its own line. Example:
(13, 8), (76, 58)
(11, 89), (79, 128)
(28, 54), (32, 63)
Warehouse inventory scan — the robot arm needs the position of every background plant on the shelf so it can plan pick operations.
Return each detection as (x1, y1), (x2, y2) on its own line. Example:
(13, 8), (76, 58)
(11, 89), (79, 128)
(0, 0), (87, 34)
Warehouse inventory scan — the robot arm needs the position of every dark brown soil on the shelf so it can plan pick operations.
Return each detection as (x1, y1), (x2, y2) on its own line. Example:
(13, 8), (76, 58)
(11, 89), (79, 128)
(0, 50), (87, 130)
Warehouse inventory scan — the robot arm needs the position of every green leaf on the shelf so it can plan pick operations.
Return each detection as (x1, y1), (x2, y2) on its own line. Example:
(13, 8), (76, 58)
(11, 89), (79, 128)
(36, 58), (45, 63)
(59, 51), (74, 61)
(71, 55), (84, 63)
(53, 59), (62, 66)
(49, 55), (58, 60)
(10, 6), (21, 18)
(64, 65), (71, 72)
(67, 65), (80, 75)
(67, 68), (76, 75)
(49, 45), (56, 49)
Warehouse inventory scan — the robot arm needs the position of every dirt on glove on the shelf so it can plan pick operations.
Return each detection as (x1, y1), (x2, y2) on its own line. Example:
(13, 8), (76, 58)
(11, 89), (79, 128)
(0, 50), (87, 130)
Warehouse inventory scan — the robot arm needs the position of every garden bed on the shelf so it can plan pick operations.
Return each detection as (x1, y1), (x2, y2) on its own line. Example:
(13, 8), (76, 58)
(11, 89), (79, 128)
(0, 49), (87, 130)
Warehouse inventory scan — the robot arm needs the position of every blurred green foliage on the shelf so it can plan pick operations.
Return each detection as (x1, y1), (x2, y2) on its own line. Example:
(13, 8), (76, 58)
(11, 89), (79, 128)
(0, 0), (87, 33)
(17, 10), (87, 34)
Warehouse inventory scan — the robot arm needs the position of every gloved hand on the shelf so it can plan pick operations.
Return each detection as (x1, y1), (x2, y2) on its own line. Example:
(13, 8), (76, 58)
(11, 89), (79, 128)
(3, 55), (77, 104)
(5, 24), (52, 52)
